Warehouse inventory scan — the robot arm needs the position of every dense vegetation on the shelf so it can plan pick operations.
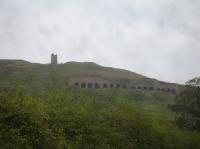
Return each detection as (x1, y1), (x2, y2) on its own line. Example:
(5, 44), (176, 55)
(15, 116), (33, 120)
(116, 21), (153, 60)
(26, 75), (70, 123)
(170, 86), (200, 131)
(0, 60), (198, 148)
(1, 86), (200, 149)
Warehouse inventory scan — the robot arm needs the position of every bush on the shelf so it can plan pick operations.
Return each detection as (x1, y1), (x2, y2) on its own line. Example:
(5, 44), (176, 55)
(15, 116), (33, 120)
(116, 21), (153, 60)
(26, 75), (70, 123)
(0, 87), (200, 148)
(170, 86), (200, 131)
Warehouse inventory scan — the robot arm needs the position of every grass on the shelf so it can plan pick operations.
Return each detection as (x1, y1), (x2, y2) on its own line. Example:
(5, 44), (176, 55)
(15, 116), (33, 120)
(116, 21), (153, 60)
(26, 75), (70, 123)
(72, 89), (175, 120)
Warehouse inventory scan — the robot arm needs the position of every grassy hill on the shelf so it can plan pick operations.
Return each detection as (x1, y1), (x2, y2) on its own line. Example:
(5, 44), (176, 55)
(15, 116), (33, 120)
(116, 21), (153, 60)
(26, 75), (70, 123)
(1, 59), (200, 149)
(0, 59), (144, 80)
(0, 59), (180, 91)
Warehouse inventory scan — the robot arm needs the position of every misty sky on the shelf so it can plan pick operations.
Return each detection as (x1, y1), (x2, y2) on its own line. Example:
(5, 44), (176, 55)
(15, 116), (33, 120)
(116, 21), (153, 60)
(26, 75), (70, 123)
(0, 0), (200, 84)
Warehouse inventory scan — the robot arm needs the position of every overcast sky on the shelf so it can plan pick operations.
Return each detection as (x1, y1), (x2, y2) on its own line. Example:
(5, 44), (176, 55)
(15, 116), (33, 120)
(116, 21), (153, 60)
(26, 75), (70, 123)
(0, 0), (200, 84)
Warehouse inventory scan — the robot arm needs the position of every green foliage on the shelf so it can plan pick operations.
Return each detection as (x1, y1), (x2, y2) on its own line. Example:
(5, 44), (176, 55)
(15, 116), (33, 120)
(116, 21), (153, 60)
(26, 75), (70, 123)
(0, 87), (200, 149)
(0, 87), (60, 149)
(170, 86), (200, 131)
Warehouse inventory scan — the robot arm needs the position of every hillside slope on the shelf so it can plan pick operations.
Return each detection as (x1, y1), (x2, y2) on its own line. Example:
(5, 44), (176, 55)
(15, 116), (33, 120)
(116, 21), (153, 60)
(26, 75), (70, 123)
(0, 60), (180, 91)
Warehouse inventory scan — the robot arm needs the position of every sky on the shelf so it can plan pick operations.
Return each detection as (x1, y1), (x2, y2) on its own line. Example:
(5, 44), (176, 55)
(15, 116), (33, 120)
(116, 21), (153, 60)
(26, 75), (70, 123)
(0, 0), (200, 84)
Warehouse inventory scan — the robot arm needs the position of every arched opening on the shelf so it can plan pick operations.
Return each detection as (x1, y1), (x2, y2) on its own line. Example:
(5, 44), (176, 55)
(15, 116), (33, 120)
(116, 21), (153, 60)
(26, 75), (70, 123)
(167, 88), (170, 92)
(162, 88), (165, 92)
(74, 82), (79, 87)
(88, 83), (93, 88)
(143, 86), (147, 90)
(122, 84), (126, 89)
(81, 83), (86, 88)
(157, 88), (161, 91)
(110, 84), (114, 88)
(103, 84), (108, 88)
(116, 84), (120, 88)
(94, 83), (100, 89)
(137, 86), (141, 89)
(149, 87), (154, 90)
(171, 89), (176, 94)
(131, 86), (136, 89)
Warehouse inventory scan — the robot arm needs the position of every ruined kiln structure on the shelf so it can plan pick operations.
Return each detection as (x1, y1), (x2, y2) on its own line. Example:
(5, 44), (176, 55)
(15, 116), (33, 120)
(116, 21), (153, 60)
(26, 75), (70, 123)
(68, 77), (177, 94)
(50, 54), (178, 94)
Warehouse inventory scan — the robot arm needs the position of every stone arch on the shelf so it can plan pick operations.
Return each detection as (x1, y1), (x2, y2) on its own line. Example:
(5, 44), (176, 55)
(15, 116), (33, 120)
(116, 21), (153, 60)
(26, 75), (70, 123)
(149, 87), (154, 90)
(103, 84), (108, 88)
(131, 86), (136, 89)
(94, 83), (100, 89)
(110, 84), (114, 88)
(122, 84), (126, 89)
(74, 82), (79, 87)
(81, 83), (86, 88)
(162, 88), (165, 92)
(167, 88), (170, 93)
(88, 83), (93, 88)
(116, 84), (120, 88)
(171, 89), (176, 94)
(157, 88), (161, 91)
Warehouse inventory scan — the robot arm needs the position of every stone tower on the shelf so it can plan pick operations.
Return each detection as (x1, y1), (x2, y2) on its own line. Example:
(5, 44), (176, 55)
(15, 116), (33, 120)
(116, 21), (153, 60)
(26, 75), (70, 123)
(51, 53), (57, 65)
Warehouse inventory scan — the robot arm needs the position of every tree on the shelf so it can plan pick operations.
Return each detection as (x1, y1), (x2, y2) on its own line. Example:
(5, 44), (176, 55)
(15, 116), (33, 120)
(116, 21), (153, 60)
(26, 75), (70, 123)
(186, 77), (200, 87)
(170, 78), (200, 131)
